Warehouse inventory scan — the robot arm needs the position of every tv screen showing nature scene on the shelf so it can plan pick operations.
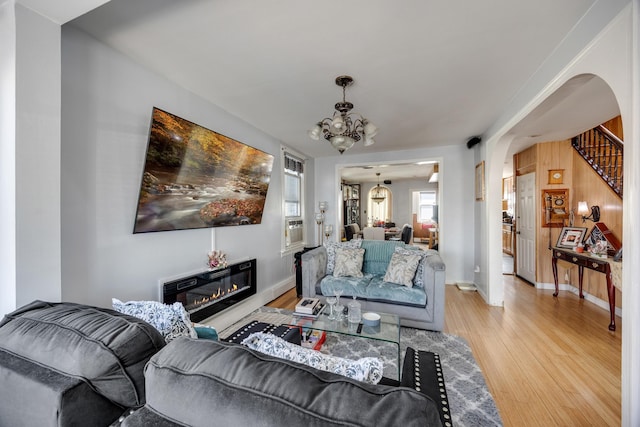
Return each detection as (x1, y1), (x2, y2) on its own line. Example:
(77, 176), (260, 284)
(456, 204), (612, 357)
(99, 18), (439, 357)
(133, 107), (274, 233)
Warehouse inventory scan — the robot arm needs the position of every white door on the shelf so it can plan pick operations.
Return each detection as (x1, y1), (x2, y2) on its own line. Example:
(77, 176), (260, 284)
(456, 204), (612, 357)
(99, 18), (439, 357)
(516, 173), (536, 284)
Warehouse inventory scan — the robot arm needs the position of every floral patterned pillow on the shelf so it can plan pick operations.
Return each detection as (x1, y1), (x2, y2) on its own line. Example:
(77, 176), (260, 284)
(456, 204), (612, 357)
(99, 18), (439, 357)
(333, 247), (365, 278)
(325, 239), (363, 275)
(383, 251), (422, 288)
(112, 298), (198, 343)
(394, 246), (426, 288)
(242, 332), (383, 384)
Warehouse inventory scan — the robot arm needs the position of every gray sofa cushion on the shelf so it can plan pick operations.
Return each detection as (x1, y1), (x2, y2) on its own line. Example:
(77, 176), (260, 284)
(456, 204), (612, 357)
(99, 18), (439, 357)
(0, 348), (125, 426)
(360, 240), (407, 275)
(0, 300), (166, 408)
(130, 337), (442, 427)
(320, 274), (427, 307)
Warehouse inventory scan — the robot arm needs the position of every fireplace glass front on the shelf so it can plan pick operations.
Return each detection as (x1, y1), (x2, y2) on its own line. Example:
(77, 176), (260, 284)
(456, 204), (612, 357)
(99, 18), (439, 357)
(162, 259), (256, 322)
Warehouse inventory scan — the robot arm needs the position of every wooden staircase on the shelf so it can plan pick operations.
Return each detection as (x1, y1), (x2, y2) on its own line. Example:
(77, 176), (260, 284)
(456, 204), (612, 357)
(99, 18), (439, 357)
(571, 125), (623, 197)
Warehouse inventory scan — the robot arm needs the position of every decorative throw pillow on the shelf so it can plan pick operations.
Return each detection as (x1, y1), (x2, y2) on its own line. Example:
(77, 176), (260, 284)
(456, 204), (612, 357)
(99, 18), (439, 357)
(112, 298), (198, 343)
(333, 247), (365, 278)
(325, 239), (363, 275)
(383, 251), (422, 287)
(242, 332), (383, 384)
(394, 246), (427, 288)
(193, 323), (219, 341)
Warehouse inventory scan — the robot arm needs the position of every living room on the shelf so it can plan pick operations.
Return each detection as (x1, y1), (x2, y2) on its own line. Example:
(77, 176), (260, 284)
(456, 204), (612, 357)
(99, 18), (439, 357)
(2, 1), (639, 426)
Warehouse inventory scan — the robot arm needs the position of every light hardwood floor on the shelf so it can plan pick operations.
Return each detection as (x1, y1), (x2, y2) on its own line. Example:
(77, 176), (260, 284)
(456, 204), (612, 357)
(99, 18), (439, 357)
(267, 275), (621, 426)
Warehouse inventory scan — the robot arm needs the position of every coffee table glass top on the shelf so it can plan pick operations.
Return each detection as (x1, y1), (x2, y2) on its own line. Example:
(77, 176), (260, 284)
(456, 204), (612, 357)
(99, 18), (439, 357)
(287, 310), (400, 345)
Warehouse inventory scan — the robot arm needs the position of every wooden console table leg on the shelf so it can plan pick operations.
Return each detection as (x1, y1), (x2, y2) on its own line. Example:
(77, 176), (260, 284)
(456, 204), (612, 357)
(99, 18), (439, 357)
(552, 256), (559, 297)
(578, 266), (584, 299)
(606, 270), (616, 331)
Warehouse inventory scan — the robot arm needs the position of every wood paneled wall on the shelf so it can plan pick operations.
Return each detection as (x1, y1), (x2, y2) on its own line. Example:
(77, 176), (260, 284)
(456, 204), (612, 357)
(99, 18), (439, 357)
(602, 116), (623, 140)
(514, 132), (623, 308)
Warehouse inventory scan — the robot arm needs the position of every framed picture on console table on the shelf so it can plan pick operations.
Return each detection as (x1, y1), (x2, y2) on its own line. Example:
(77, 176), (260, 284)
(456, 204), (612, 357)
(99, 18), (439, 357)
(556, 226), (587, 249)
(585, 222), (622, 256)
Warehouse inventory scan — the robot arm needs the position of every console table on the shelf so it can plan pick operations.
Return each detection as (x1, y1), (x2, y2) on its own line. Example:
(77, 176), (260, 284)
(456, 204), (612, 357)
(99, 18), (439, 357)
(551, 247), (616, 331)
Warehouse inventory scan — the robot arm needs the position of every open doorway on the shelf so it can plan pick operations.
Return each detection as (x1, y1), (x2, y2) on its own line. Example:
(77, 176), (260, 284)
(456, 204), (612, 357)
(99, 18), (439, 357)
(338, 161), (439, 247)
(502, 175), (515, 275)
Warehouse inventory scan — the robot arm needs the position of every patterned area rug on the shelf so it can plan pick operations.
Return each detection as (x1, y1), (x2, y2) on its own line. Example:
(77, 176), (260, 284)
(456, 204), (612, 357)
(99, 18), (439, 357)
(220, 307), (502, 427)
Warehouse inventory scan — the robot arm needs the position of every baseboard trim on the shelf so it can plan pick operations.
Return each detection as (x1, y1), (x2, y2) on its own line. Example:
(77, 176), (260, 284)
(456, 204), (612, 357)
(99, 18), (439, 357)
(537, 282), (622, 318)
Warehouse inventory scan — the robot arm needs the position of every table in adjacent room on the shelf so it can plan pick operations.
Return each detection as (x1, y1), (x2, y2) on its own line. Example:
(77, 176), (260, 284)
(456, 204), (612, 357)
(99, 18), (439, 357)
(551, 246), (618, 331)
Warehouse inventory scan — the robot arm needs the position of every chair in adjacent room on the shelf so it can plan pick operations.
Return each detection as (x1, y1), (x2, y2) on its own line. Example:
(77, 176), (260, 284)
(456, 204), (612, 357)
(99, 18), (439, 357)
(344, 223), (361, 241)
(390, 224), (412, 244)
(363, 227), (385, 240)
(401, 225), (413, 244)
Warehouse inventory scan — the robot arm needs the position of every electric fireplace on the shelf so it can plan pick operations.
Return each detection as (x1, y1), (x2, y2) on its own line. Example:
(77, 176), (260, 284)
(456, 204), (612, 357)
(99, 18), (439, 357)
(162, 259), (256, 322)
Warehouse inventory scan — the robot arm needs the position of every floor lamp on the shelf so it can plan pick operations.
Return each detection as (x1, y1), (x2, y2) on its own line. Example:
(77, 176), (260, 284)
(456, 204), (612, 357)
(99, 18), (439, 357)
(316, 201), (328, 246)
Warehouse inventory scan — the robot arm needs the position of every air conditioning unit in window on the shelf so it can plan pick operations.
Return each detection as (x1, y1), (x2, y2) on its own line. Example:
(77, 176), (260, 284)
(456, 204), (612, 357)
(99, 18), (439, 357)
(286, 218), (304, 247)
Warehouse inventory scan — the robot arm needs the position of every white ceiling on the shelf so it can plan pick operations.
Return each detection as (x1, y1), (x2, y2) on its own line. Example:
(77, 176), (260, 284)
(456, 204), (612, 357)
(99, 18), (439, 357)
(18, 0), (110, 24)
(31, 1), (622, 179)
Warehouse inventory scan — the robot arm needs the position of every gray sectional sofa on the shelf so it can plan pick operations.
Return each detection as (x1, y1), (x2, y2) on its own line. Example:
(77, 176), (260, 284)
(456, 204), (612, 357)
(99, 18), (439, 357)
(0, 300), (448, 426)
(301, 240), (446, 331)
(120, 337), (444, 426)
(0, 300), (166, 426)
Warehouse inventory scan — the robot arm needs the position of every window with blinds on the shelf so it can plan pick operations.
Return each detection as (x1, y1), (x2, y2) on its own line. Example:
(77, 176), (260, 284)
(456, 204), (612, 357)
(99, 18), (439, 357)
(283, 151), (305, 249)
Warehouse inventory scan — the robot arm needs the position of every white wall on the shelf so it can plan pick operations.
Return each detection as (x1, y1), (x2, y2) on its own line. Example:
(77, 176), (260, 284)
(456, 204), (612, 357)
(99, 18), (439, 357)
(315, 145), (475, 286)
(0, 1), (17, 316)
(60, 26), (294, 315)
(0, 3), (62, 315)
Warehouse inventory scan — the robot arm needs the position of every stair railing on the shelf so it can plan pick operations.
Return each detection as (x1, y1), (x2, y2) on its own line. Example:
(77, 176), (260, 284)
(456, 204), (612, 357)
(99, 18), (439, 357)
(571, 125), (623, 197)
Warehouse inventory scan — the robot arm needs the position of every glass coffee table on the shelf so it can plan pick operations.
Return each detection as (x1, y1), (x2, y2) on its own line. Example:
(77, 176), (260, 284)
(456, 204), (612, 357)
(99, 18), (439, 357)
(286, 310), (401, 380)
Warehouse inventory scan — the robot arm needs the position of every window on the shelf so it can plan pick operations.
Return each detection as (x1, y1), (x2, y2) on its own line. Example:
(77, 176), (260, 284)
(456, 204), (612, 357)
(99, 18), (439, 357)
(282, 149), (305, 252)
(284, 171), (301, 217)
(283, 152), (303, 217)
(418, 191), (437, 223)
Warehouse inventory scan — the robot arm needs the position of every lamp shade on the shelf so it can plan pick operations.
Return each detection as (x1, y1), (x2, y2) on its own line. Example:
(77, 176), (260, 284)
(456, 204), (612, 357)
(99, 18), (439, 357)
(363, 120), (378, 137)
(363, 137), (375, 146)
(330, 115), (345, 133)
(331, 135), (355, 152)
(308, 124), (322, 140)
(577, 201), (589, 215)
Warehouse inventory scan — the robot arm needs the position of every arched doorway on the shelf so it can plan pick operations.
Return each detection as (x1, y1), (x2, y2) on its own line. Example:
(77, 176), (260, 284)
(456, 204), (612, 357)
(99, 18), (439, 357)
(487, 74), (621, 307)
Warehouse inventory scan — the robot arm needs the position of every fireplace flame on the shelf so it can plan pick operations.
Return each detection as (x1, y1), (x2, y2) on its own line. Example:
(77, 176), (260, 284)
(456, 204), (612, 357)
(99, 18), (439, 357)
(187, 283), (244, 311)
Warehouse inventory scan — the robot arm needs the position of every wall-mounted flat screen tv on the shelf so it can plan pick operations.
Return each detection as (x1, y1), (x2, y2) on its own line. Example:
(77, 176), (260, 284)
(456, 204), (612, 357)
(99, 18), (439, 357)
(133, 107), (274, 233)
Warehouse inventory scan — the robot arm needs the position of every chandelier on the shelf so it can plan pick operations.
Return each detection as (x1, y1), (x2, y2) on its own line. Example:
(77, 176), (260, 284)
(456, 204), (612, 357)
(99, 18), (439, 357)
(372, 173), (386, 203)
(308, 75), (378, 154)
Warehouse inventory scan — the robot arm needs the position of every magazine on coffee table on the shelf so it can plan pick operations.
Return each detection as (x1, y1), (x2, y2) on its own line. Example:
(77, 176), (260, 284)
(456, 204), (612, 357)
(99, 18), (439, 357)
(293, 301), (326, 319)
(295, 298), (320, 314)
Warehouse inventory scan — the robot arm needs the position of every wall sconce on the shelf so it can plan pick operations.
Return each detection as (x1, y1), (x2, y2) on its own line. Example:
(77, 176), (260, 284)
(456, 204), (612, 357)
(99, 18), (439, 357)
(577, 201), (600, 223)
